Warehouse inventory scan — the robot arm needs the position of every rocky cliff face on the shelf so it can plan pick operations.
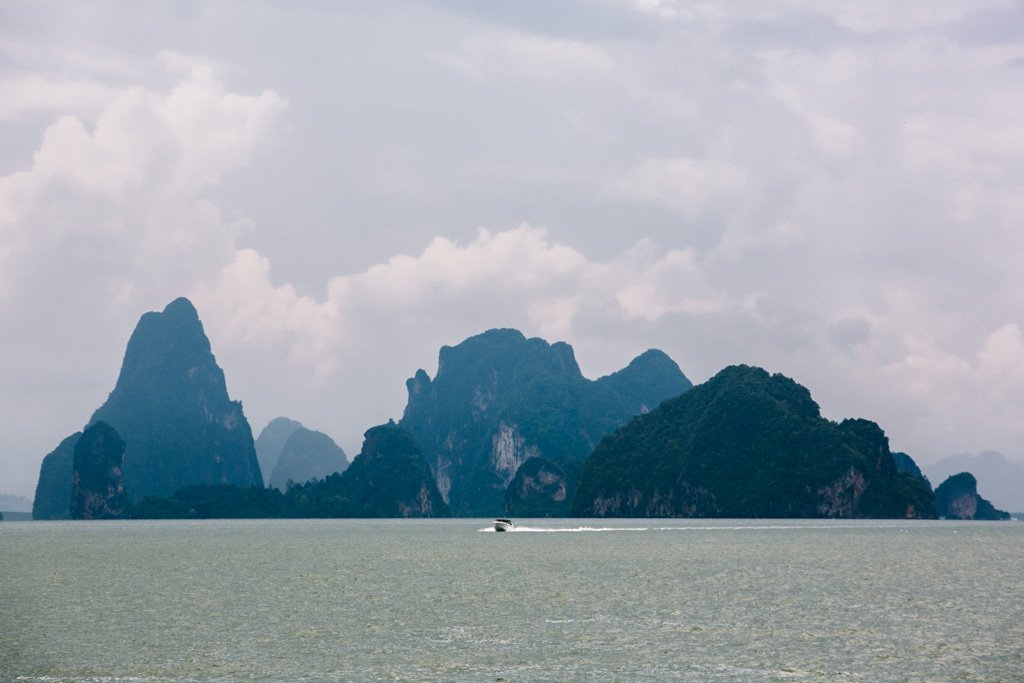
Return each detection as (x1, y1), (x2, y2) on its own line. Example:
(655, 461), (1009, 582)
(288, 423), (448, 517)
(34, 298), (262, 512)
(574, 365), (937, 519)
(255, 417), (304, 487)
(32, 432), (81, 520)
(70, 421), (127, 520)
(926, 451), (1024, 513)
(400, 328), (691, 516)
(90, 297), (261, 501)
(269, 427), (349, 490)
(504, 456), (582, 517)
(934, 472), (1009, 520)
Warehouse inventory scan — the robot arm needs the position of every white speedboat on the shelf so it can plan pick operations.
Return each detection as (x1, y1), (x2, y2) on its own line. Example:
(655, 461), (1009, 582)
(493, 518), (514, 532)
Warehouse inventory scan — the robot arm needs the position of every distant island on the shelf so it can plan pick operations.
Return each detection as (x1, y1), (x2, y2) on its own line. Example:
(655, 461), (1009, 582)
(267, 426), (349, 492)
(926, 451), (1024, 513)
(0, 494), (32, 513)
(934, 472), (1009, 520)
(28, 297), (1011, 521)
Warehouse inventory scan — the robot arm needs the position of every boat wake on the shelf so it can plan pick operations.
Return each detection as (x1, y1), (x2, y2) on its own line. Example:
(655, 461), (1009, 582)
(480, 525), (650, 533)
(480, 523), (925, 533)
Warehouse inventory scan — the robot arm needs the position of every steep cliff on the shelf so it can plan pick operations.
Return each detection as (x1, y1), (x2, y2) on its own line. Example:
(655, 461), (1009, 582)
(934, 472), (1009, 520)
(400, 328), (690, 516)
(504, 456), (582, 517)
(926, 452), (1024, 513)
(87, 297), (262, 501)
(70, 421), (127, 520)
(33, 298), (262, 510)
(31, 432), (82, 520)
(269, 427), (349, 490)
(573, 365), (936, 519)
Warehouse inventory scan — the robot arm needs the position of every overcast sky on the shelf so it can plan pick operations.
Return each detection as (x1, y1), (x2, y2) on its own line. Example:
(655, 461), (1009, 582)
(2, 1), (1023, 499)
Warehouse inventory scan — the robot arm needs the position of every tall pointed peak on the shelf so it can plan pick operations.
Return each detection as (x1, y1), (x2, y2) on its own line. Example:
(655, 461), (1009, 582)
(86, 298), (260, 501)
(110, 297), (217, 397)
(161, 296), (200, 319)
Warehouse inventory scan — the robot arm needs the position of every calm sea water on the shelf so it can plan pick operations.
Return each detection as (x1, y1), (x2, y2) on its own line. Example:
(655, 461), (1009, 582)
(2, 519), (1022, 682)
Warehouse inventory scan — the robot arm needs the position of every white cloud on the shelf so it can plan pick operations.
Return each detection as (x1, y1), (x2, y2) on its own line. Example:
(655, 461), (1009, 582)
(0, 60), (286, 286)
(615, 247), (731, 319)
(3, 2), (1024, 498)
(0, 55), (287, 495)
(190, 224), (748, 451)
(761, 50), (864, 157)
(435, 30), (613, 82)
(337, 227), (589, 300)
(194, 249), (339, 376)
(611, 156), (748, 220)
(978, 324), (1024, 383)
(0, 75), (117, 121)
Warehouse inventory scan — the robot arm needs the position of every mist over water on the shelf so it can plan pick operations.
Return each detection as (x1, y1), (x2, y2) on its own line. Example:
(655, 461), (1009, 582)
(3, 519), (1022, 681)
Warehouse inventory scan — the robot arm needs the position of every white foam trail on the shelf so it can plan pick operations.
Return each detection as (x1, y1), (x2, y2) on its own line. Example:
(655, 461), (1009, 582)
(480, 525), (649, 532)
(480, 523), (926, 533)
(519, 525), (651, 532)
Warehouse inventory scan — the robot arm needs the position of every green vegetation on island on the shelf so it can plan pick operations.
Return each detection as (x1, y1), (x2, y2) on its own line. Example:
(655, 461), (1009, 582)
(934, 472), (1009, 520)
(32, 299), (1007, 522)
(70, 421), (127, 520)
(504, 456), (583, 517)
(288, 422), (446, 517)
(926, 451), (1024, 513)
(130, 423), (448, 519)
(573, 365), (936, 519)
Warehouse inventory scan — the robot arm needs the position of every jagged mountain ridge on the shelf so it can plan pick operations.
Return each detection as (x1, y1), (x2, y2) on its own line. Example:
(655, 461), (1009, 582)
(573, 365), (936, 519)
(400, 328), (692, 516)
(32, 432), (82, 520)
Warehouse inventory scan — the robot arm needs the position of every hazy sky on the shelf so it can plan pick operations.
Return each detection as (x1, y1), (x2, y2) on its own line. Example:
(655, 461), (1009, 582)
(3, 1), (1023, 499)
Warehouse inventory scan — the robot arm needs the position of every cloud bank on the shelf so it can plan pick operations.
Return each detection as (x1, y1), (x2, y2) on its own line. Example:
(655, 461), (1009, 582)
(2, 2), (1023, 497)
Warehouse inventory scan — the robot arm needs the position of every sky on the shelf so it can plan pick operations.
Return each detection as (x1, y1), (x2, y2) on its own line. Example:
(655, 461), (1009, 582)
(2, 1), (1023, 499)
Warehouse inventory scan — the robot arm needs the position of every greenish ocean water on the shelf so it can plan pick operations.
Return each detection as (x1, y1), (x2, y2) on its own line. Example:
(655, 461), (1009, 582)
(1, 519), (1022, 681)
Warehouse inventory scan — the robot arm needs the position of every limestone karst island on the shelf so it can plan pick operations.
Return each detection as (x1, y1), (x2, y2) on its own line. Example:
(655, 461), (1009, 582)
(31, 298), (1009, 521)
